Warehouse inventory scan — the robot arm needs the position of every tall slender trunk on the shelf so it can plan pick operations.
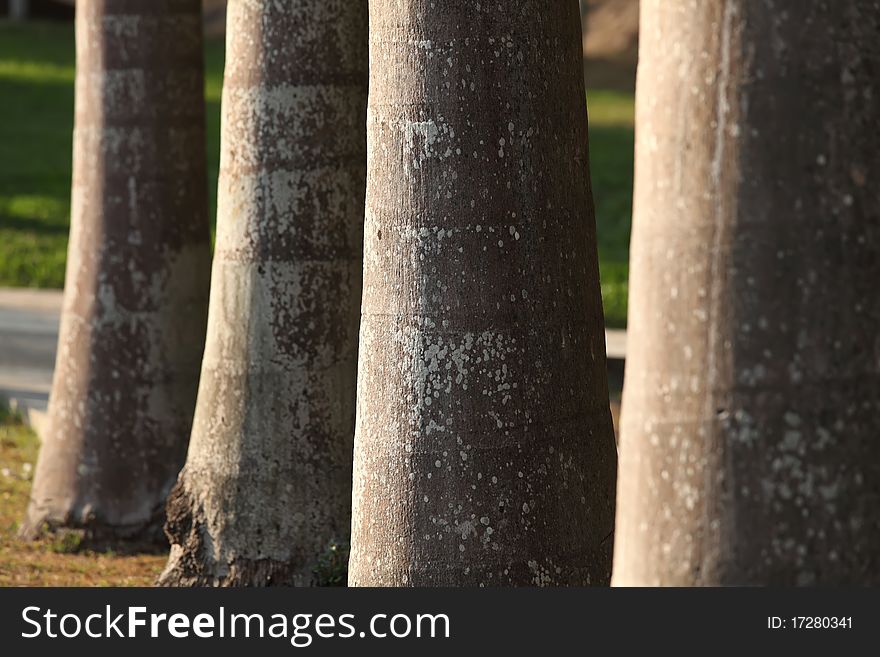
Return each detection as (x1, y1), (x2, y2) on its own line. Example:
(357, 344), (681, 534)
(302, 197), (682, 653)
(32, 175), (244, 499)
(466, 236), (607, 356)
(349, 0), (617, 586)
(21, 0), (211, 545)
(9, 0), (29, 22)
(614, 0), (880, 585)
(159, 0), (368, 586)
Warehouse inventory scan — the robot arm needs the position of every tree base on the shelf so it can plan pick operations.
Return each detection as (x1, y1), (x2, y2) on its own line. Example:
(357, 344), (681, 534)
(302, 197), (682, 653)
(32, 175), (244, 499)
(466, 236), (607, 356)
(18, 507), (168, 554)
(157, 480), (319, 587)
(158, 549), (310, 587)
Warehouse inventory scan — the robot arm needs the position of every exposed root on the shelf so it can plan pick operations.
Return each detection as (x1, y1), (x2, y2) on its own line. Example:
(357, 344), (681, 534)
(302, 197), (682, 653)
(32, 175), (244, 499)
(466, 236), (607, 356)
(18, 503), (169, 554)
(157, 480), (318, 587)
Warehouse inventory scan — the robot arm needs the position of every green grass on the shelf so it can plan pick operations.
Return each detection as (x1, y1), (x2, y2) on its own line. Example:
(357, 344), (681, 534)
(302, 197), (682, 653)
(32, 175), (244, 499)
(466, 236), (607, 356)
(0, 21), (634, 327)
(587, 90), (635, 328)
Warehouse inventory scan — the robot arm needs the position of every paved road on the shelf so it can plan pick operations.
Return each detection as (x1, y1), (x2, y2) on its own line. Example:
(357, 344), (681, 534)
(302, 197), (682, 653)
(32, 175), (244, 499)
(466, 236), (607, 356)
(0, 287), (627, 423)
(0, 288), (61, 417)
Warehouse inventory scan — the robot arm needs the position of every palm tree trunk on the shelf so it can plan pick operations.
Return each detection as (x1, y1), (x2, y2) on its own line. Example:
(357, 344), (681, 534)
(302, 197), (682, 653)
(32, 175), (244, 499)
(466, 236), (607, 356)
(9, 0), (29, 21)
(21, 0), (211, 545)
(349, 0), (617, 586)
(159, 0), (368, 586)
(614, 0), (880, 585)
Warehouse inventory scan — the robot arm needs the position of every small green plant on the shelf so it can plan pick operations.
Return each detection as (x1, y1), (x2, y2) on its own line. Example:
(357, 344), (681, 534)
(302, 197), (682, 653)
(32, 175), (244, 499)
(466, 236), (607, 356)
(49, 529), (84, 554)
(0, 398), (25, 426)
(314, 539), (349, 587)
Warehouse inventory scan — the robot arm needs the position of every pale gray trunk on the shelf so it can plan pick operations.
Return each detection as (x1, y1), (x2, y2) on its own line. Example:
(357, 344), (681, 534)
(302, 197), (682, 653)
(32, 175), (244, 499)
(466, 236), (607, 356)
(614, 0), (880, 585)
(159, 0), (368, 586)
(349, 0), (617, 586)
(21, 0), (211, 545)
(9, 0), (29, 21)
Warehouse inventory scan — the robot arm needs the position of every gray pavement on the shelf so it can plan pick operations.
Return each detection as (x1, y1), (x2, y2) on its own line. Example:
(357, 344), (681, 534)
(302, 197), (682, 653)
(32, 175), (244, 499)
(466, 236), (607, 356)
(0, 288), (61, 420)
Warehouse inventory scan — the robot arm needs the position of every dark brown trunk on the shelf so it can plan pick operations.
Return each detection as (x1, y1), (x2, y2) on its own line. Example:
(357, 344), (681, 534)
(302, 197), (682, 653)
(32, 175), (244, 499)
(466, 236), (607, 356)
(159, 0), (368, 586)
(21, 0), (211, 546)
(349, 0), (617, 586)
(614, 0), (880, 585)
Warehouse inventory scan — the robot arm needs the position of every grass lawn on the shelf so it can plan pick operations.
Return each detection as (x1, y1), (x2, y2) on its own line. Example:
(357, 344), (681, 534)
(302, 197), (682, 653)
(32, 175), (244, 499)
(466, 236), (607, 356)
(0, 21), (634, 327)
(0, 401), (166, 585)
(587, 90), (634, 328)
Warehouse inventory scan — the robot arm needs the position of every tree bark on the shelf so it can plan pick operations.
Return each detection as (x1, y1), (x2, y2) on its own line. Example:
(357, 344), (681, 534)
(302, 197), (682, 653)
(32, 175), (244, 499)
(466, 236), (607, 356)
(158, 0), (368, 586)
(21, 0), (211, 546)
(614, 0), (880, 585)
(349, 0), (617, 587)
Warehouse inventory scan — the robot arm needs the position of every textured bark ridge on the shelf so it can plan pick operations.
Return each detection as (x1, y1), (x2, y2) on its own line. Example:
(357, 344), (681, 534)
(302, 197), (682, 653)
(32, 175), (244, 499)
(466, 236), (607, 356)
(159, 0), (368, 586)
(349, 1), (617, 586)
(614, 0), (880, 585)
(21, 0), (211, 546)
